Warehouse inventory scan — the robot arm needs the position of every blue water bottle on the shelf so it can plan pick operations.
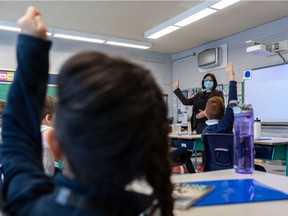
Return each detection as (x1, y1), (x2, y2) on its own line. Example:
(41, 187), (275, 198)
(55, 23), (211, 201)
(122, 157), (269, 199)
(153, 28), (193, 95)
(230, 101), (254, 174)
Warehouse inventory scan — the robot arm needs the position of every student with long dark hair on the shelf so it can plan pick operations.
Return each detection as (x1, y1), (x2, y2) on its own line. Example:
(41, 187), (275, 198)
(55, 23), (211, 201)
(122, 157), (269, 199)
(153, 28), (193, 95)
(0, 7), (173, 215)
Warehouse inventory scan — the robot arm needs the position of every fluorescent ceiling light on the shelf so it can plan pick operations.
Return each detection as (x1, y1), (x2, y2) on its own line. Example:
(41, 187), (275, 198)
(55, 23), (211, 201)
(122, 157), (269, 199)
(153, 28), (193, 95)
(145, 0), (240, 40)
(53, 33), (105, 43)
(174, 8), (217, 27)
(106, 41), (150, 49)
(211, 0), (240, 10)
(0, 20), (151, 50)
(106, 36), (152, 49)
(0, 25), (20, 32)
(147, 25), (180, 39)
(0, 25), (52, 36)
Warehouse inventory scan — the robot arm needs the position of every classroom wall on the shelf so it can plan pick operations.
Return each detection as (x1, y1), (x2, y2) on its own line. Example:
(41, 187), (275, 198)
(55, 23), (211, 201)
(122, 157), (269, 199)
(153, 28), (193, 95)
(0, 31), (173, 116)
(2, 16), (288, 122)
(171, 16), (288, 128)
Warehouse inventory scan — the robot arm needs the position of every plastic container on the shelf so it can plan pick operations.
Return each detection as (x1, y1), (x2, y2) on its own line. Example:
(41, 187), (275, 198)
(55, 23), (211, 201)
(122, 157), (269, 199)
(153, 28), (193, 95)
(187, 122), (192, 135)
(231, 101), (254, 174)
(172, 124), (181, 133)
(254, 118), (261, 139)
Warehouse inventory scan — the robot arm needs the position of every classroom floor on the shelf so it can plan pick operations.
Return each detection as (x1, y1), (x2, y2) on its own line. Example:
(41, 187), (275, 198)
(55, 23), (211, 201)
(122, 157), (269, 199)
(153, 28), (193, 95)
(190, 156), (286, 176)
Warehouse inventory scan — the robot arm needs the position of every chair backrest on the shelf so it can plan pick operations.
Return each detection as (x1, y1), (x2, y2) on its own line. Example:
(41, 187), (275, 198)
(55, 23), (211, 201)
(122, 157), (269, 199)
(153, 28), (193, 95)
(203, 133), (234, 172)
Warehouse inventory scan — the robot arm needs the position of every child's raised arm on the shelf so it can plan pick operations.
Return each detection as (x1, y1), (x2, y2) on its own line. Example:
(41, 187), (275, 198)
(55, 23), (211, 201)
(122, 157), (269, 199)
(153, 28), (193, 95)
(225, 63), (235, 81)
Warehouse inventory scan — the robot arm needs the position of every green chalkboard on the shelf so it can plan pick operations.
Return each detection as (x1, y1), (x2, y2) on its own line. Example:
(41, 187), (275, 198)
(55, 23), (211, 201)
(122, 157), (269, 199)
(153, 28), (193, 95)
(0, 83), (57, 101)
(47, 85), (58, 98)
(0, 84), (11, 100)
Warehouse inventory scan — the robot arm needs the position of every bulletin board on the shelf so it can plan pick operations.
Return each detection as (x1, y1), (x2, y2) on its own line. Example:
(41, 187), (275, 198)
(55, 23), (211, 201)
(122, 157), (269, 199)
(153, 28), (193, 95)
(0, 69), (57, 101)
(223, 82), (243, 106)
(0, 83), (57, 101)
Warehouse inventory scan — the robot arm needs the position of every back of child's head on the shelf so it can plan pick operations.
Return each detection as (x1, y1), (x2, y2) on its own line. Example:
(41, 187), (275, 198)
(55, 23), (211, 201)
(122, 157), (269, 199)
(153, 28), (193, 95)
(205, 96), (225, 120)
(41, 95), (57, 121)
(55, 51), (173, 214)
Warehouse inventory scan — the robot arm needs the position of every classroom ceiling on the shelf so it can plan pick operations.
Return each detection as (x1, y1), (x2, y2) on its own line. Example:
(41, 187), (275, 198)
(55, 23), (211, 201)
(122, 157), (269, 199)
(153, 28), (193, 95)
(0, 0), (288, 54)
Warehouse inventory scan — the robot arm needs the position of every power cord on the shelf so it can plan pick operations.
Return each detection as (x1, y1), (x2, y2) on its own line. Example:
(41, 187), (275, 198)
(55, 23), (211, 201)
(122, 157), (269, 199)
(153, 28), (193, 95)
(276, 51), (287, 63)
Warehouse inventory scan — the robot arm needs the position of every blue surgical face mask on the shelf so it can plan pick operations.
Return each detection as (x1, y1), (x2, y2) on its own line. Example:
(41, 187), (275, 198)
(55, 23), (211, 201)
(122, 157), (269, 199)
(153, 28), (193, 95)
(204, 81), (214, 90)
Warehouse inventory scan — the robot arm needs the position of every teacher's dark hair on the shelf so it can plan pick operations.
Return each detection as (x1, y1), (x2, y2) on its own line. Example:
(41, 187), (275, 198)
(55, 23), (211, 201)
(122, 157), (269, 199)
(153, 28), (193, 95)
(202, 73), (218, 90)
(55, 51), (173, 215)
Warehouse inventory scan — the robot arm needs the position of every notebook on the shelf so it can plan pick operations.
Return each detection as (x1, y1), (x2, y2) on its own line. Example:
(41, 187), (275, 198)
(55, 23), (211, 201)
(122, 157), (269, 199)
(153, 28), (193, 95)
(173, 183), (215, 209)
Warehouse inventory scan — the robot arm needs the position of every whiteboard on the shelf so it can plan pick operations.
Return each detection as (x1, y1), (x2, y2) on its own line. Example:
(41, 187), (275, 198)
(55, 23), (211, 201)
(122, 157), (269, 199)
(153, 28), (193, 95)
(244, 63), (288, 123)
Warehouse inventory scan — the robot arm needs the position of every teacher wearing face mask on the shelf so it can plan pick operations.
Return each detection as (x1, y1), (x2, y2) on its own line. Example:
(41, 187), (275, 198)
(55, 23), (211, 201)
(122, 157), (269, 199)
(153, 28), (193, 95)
(173, 73), (224, 134)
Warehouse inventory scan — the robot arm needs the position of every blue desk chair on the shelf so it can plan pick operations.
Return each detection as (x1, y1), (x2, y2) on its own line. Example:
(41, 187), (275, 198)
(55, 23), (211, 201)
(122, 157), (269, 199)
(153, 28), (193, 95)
(203, 133), (266, 172)
(203, 133), (234, 172)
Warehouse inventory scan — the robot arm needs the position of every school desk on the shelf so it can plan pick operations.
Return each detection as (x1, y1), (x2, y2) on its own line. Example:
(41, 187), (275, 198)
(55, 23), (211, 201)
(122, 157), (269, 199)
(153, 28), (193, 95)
(254, 137), (288, 176)
(169, 134), (288, 176)
(169, 133), (202, 168)
(172, 169), (288, 216)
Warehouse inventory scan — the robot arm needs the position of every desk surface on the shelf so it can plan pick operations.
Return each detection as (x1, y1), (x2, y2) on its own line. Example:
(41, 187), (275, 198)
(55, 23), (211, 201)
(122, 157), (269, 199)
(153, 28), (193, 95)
(169, 134), (288, 146)
(254, 137), (288, 146)
(169, 133), (201, 140)
(172, 169), (288, 216)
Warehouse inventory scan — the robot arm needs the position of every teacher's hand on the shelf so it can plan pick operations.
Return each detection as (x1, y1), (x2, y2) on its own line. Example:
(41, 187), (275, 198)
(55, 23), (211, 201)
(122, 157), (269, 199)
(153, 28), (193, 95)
(196, 109), (205, 119)
(172, 80), (180, 90)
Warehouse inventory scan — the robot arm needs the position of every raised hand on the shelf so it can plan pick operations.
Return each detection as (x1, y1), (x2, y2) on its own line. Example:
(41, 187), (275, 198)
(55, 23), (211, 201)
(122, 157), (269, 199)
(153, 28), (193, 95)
(172, 80), (180, 90)
(17, 6), (48, 40)
(225, 63), (235, 81)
